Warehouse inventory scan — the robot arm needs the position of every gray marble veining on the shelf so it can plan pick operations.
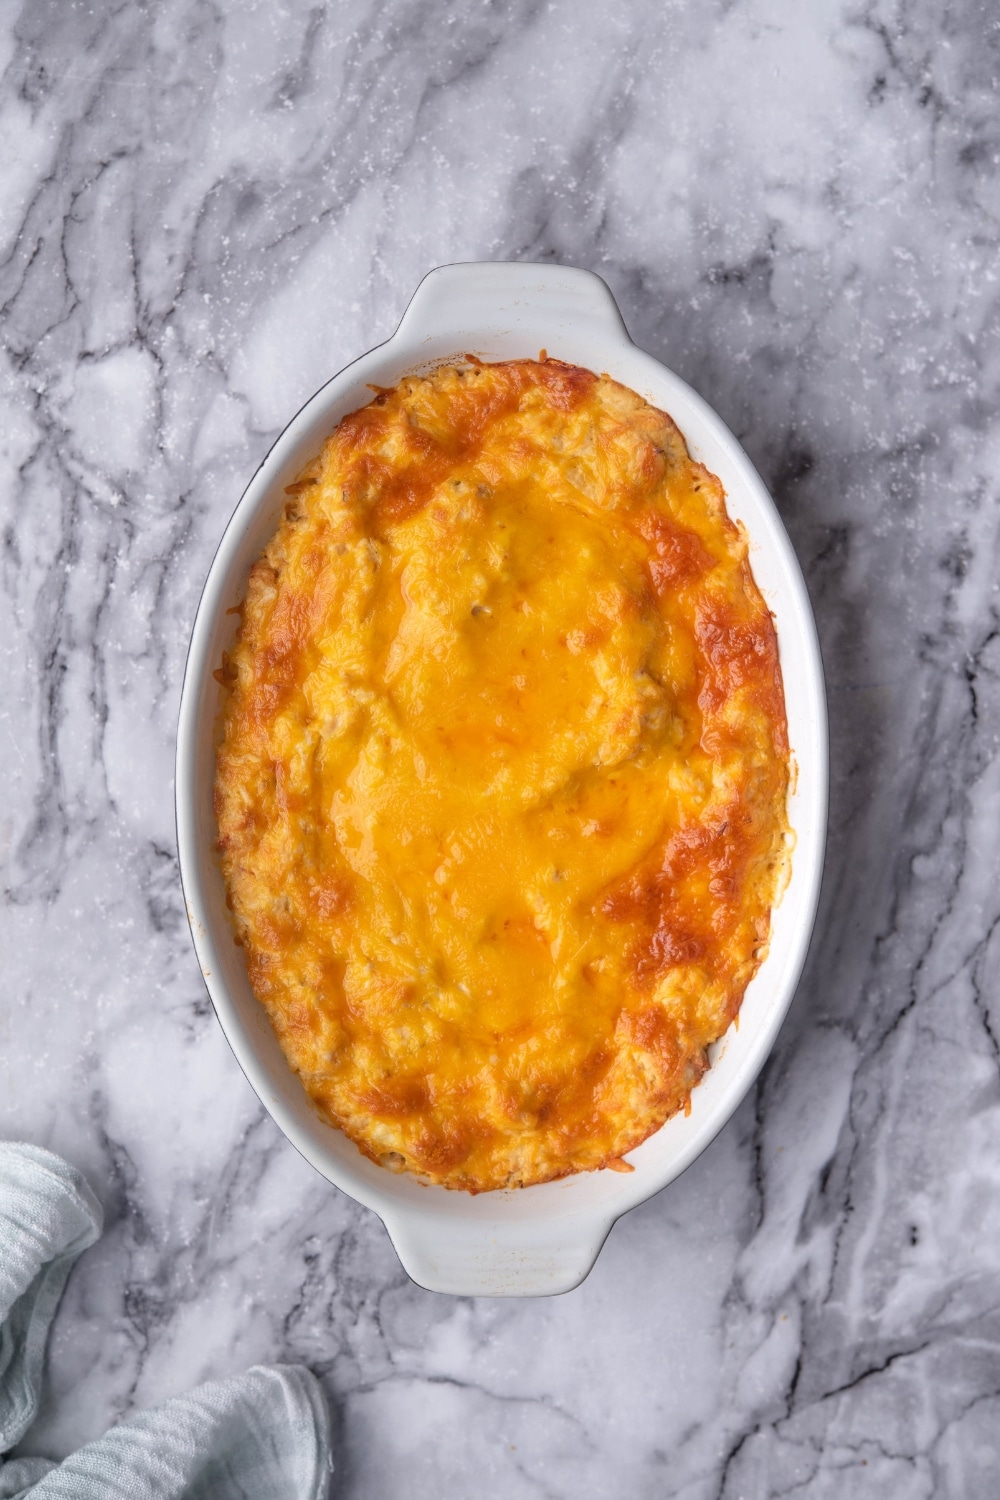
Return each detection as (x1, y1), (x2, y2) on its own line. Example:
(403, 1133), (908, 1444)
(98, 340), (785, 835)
(1, 1), (999, 1495)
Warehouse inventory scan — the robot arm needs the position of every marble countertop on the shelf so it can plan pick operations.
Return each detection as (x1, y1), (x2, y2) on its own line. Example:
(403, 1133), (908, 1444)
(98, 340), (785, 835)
(2, 1), (999, 1495)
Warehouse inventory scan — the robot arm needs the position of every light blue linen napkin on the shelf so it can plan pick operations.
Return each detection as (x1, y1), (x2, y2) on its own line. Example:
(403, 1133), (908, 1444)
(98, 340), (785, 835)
(0, 1144), (102, 1455)
(0, 1365), (331, 1499)
(0, 1144), (332, 1500)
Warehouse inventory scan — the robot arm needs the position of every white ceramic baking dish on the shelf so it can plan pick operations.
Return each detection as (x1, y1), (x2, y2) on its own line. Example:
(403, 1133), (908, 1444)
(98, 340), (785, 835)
(176, 261), (827, 1297)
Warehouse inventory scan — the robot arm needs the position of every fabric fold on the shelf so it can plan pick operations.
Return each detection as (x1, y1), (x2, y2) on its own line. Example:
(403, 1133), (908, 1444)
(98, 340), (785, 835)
(0, 1364), (332, 1500)
(0, 1144), (103, 1453)
(0, 1143), (333, 1499)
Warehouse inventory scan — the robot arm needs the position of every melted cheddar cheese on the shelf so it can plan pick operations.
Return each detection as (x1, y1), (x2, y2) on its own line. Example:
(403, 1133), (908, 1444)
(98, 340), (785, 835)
(215, 359), (789, 1192)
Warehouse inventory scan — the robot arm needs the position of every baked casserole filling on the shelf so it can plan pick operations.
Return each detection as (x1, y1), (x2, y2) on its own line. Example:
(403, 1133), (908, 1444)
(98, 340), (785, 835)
(215, 358), (789, 1192)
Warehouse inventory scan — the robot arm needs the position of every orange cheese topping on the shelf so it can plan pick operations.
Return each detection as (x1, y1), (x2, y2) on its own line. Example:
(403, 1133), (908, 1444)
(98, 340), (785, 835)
(215, 359), (789, 1192)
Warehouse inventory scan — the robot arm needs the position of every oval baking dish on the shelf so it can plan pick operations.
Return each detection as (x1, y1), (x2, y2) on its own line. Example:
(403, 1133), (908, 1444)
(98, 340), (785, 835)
(176, 262), (827, 1297)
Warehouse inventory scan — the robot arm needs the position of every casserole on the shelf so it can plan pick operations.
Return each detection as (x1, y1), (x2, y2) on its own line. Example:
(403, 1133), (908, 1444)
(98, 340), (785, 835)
(176, 262), (827, 1295)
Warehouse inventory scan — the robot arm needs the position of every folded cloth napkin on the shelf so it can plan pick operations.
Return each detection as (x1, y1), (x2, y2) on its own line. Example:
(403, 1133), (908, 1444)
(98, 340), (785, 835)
(0, 1144), (102, 1454)
(0, 1144), (331, 1500)
(0, 1365), (332, 1500)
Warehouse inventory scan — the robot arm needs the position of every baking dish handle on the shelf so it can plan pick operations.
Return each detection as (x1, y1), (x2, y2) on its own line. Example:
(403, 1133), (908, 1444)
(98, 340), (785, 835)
(380, 1205), (616, 1297)
(392, 260), (631, 355)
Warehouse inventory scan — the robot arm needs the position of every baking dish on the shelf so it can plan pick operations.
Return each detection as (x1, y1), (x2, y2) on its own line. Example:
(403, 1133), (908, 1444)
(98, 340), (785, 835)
(176, 261), (827, 1297)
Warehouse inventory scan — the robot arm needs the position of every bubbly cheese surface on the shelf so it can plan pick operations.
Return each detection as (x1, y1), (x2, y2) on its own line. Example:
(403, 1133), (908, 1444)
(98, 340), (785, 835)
(215, 359), (789, 1191)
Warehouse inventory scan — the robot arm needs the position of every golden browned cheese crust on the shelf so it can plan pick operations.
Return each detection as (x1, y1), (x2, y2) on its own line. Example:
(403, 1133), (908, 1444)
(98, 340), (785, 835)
(215, 358), (789, 1192)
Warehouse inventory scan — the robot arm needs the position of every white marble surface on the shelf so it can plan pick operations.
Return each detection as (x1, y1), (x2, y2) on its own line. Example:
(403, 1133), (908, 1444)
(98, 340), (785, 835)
(1, 0), (999, 1494)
